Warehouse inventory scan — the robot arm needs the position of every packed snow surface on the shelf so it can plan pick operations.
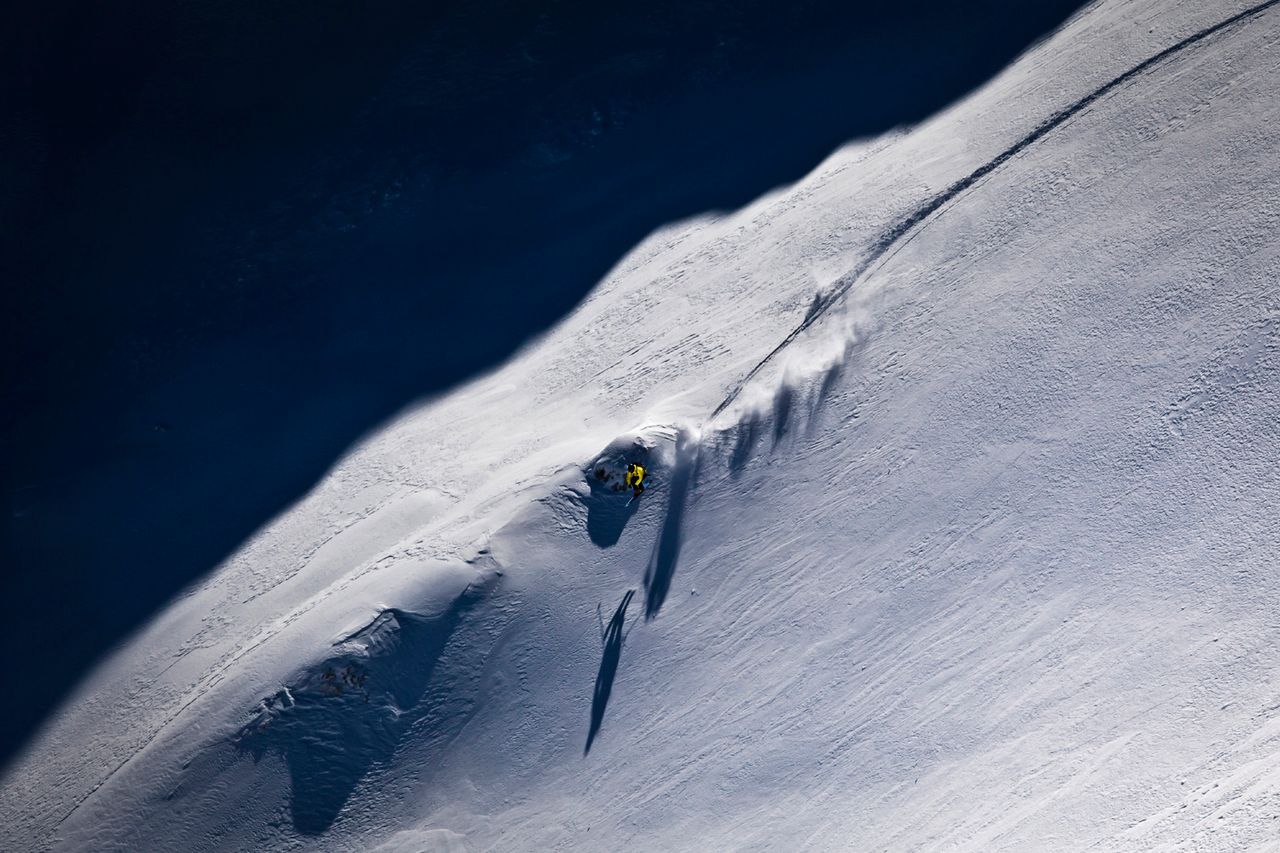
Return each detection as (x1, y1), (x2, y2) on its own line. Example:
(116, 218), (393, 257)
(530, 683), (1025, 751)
(4, 0), (1280, 850)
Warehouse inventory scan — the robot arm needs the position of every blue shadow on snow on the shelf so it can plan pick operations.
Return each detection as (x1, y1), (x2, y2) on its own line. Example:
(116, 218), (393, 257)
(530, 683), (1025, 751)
(2, 0), (1087, 767)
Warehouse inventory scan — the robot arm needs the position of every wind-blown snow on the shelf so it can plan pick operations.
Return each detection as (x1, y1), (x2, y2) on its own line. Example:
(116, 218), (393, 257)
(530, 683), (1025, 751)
(4, 0), (1280, 850)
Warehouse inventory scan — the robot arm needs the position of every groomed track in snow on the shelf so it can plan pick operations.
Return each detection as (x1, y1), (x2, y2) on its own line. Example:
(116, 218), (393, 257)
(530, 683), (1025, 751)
(3, 0), (1279, 850)
(712, 0), (1280, 420)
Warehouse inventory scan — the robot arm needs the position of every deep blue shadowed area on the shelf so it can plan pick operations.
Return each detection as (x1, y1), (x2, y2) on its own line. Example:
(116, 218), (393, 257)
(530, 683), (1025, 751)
(1, 0), (1085, 769)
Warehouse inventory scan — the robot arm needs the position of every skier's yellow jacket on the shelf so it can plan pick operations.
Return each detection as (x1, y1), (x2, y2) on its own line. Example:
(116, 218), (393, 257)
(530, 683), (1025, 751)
(625, 463), (646, 490)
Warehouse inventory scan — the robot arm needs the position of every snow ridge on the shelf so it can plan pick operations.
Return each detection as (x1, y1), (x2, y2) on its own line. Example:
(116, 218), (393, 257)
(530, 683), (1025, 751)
(711, 0), (1280, 420)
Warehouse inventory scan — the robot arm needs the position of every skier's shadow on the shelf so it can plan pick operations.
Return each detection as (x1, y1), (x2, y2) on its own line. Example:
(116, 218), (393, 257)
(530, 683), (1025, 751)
(585, 484), (639, 548)
(584, 444), (651, 548)
(585, 589), (635, 755)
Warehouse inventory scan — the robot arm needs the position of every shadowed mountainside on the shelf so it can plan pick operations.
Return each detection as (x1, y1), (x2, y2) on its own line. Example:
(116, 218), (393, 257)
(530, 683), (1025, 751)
(0, 0), (1086, 768)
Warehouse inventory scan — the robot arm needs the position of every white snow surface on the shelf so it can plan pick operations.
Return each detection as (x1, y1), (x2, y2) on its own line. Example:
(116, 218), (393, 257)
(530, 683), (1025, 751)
(5, 0), (1280, 850)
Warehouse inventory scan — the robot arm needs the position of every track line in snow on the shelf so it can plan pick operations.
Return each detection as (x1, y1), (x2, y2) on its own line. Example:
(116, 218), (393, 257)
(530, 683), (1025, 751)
(710, 0), (1280, 422)
(35, 2), (1280, 845)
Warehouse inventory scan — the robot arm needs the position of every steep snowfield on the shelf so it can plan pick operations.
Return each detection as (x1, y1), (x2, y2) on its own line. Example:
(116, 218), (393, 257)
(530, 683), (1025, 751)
(4, 0), (1280, 850)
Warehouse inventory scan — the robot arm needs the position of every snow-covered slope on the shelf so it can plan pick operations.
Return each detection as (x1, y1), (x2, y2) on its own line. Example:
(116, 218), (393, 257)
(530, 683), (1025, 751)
(4, 0), (1280, 850)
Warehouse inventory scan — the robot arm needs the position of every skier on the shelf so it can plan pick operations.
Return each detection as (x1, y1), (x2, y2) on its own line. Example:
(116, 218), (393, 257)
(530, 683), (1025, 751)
(624, 462), (646, 498)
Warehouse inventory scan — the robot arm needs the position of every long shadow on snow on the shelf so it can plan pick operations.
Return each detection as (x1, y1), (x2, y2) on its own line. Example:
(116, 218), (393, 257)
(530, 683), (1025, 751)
(643, 431), (699, 620)
(726, 373), (804, 476)
(585, 589), (635, 755)
(236, 584), (486, 834)
(2, 0), (1089, 765)
(708, 0), (1280, 421)
(729, 412), (764, 477)
(772, 385), (795, 447)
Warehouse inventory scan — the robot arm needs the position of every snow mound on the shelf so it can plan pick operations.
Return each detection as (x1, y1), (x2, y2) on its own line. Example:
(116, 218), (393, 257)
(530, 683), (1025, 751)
(236, 576), (496, 836)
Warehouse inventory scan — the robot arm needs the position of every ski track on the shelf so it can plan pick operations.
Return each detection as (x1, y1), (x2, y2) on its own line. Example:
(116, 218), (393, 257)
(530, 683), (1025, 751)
(710, 0), (1280, 421)
(29, 0), (1280, 845)
(47, 502), (478, 833)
